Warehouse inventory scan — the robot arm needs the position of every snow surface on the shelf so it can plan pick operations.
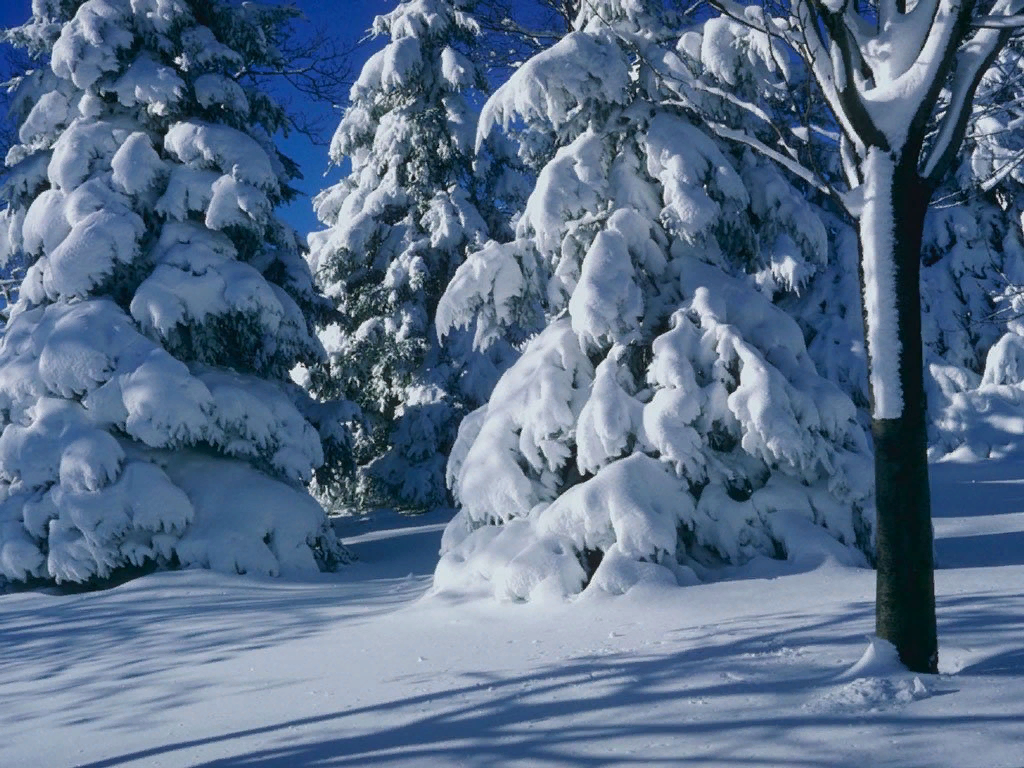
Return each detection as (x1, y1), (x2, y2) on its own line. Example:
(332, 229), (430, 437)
(3, 455), (1024, 767)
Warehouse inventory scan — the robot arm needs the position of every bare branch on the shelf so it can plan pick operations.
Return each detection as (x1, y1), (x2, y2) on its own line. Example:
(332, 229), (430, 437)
(471, 0), (578, 73)
(232, 8), (359, 145)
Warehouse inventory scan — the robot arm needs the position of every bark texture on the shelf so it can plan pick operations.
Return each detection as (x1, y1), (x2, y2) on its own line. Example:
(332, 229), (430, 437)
(864, 155), (938, 674)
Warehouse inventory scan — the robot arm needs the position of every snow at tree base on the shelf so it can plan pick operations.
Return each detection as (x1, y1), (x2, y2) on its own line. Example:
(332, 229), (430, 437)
(434, 1), (876, 602)
(0, 0), (349, 586)
(306, 0), (512, 513)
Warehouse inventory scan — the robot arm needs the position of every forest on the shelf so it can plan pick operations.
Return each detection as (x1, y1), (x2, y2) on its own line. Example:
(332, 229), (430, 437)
(2, 2), (1024, 765)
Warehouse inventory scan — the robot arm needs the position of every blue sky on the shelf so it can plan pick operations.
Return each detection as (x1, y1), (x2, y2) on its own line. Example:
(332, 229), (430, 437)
(0, 0), (392, 239)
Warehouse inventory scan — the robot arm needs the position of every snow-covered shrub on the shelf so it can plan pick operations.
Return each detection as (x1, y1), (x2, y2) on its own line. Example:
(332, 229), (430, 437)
(433, 3), (875, 602)
(0, 0), (349, 586)
(307, 0), (511, 512)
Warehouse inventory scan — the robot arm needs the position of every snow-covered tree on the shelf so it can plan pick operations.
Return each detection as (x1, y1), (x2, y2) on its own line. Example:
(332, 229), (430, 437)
(704, 0), (1024, 672)
(670, 15), (1024, 460)
(794, 158), (1024, 456)
(919, 44), (1024, 456)
(307, 0), (509, 512)
(0, 42), (39, 319)
(433, 0), (875, 602)
(0, 0), (350, 586)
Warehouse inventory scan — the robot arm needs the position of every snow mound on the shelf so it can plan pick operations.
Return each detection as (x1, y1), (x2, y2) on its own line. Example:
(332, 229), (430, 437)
(930, 329), (1024, 460)
(838, 636), (907, 680)
(434, 518), (586, 603)
(807, 675), (930, 714)
(806, 638), (930, 714)
(170, 454), (348, 577)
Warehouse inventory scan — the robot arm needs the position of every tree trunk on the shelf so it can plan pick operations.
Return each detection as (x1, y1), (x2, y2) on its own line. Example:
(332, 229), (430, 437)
(860, 153), (938, 674)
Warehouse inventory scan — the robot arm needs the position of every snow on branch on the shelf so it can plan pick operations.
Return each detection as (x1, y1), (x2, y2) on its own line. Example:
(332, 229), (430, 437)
(707, 0), (870, 155)
(705, 121), (837, 199)
(972, 13), (1024, 28)
(922, 26), (1010, 183)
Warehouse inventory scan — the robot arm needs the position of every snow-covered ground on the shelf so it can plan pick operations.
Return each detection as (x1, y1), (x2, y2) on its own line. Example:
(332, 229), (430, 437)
(3, 457), (1024, 768)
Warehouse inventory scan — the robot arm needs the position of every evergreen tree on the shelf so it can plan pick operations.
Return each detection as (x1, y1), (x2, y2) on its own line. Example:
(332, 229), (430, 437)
(434, 0), (875, 601)
(0, 0), (349, 586)
(307, 0), (507, 512)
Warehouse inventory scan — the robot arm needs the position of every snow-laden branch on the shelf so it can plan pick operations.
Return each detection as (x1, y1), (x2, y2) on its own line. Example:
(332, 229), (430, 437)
(975, 145), (1024, 192)
(851, 0), (966, 150)
(972, 13), (1024, 27)
(810, 1), (886, 149)
(879, 0), (899, 30)
(922, 25), (1010, 182)
(707, 120), (840, 200)
(684, 82), (807, 160)
(877, 0), (945, 81)
(840, 133), (861, 187)
(709, 0), (870, 155)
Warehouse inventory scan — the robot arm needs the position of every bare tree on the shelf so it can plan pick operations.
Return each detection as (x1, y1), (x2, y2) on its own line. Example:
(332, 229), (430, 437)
(700, 0), (1024, 673)
(472, 0), (581, 72)
(228, 4), (357, 145)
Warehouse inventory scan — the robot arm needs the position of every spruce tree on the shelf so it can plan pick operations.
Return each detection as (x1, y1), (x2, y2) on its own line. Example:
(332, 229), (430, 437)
(434, 1), (875, 601)
(307, 0), (503, 512)
(0, 0), (348, 585)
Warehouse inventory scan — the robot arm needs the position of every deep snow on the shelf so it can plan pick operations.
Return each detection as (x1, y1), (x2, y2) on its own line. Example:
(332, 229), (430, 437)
(2, 456), (1024, 768)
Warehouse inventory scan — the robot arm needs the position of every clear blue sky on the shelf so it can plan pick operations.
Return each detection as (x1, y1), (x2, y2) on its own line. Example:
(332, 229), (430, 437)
(0, 0), (391, 240)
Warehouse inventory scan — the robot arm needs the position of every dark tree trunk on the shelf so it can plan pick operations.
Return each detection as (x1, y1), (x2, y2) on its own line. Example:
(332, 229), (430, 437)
(863, 155), (938, 675)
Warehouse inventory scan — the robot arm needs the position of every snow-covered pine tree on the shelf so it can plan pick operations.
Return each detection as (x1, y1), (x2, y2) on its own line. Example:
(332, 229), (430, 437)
(307, 0), (507, 512)
(0, 34), (43, 321)
(433, 0), (874, 602)
(0, 0), (350, 586)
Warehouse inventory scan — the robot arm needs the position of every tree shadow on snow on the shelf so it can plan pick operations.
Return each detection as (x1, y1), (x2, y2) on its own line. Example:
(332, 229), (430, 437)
(935, 530), (1024, 568)
(0, 516), (446, 728)
(930, 455), (1024, 567)
(0, 558), (437, 731)
(930, 457), (1024, 519)
(935, 593), (1024, 678)
(70, 595), (1024, 768)
(965, 647), (1024, 677)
